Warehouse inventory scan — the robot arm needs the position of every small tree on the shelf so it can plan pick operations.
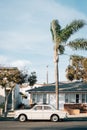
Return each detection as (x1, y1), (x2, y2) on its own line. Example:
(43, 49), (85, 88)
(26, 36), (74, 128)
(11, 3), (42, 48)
(0, 67), (27, 117)
(66, 55), (87, 81)
(28, 72), (37, 86)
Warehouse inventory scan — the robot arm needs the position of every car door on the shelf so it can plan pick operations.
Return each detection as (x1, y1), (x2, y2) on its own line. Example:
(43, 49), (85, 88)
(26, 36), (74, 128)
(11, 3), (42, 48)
(43, 106), (53, 120)
(31, 105), (43, 120)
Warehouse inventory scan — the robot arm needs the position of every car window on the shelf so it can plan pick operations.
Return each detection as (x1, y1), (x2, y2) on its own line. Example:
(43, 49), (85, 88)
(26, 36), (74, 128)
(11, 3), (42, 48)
(44, 106), (52, 110)
(34, 106), (42, 110)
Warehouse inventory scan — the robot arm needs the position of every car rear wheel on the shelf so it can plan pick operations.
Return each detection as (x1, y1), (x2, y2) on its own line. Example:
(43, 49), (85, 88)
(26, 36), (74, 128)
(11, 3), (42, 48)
(19, 114), (27, 122)
(51, 115), (59, 122)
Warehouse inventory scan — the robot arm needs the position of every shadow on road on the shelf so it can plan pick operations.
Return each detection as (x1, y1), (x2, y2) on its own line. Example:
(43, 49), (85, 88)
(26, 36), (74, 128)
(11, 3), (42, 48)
(65, 117), (87, 122)
(0, 116), (87, 122)
(0, 117), (14, 121)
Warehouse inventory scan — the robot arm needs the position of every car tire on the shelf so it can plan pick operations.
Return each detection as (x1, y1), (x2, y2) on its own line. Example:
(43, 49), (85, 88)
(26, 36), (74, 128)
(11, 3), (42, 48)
(19, 114), (27, 122)
(51, 114), (59, 122)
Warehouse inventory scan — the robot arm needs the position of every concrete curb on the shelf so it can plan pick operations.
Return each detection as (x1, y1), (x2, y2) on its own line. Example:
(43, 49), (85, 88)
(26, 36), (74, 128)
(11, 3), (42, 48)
(68, 113), (87, 118)
(0, 117), (14, 121)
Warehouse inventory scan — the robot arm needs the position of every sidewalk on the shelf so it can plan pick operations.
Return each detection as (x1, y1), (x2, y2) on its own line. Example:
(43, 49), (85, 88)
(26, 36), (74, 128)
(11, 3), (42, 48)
(0, 116), (14, 121)
(66, 113), (87, 121)
(0, 111), (15, 121)
(68, 113), (87, 118)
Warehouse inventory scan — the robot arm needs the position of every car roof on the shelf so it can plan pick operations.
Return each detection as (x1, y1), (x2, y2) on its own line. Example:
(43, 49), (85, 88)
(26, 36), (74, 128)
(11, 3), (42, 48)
(35, 104), (51, 106)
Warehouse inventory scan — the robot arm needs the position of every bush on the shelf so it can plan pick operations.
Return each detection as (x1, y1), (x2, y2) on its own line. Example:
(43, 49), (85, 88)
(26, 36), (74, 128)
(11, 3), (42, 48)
(17, 103), (25, 109)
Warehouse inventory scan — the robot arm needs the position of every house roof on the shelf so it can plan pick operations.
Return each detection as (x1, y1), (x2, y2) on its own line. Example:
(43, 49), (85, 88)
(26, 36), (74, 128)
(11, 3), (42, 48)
(26, 81), (87, 93)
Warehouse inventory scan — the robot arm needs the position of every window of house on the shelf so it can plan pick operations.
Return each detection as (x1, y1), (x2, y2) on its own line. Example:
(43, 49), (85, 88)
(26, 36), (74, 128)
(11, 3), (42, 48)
(65, 94), (68, 103)
(82, 94), (85, 103)
(37, 94), (43, 103)
(32, 94), (36, 103)
(76, 94), (79, 103)
(32, 94), (47, 104)
(8, 92), (12, 104)
(43, 94), (46, 104)
(65, 93), (75, 103)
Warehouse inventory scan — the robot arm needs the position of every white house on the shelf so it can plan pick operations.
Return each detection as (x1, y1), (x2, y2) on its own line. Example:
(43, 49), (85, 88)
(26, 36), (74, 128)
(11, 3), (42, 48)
(0, 85), (22, 110)
(19, 83), (46, 105)
(26, 81), (87, 113)
(0, 85), (5, 104)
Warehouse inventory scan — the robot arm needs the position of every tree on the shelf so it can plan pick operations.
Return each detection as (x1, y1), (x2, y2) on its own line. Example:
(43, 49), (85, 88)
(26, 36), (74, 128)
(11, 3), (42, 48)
(0, 67), (27, 117)
(50, 19), (87, 109)
(66, 55), (87, 81)
(28, 72), (37, 86)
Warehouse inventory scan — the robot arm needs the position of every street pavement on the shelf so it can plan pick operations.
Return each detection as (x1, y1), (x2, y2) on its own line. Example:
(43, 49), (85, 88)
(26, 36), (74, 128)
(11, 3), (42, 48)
(0, 119), (87, 130)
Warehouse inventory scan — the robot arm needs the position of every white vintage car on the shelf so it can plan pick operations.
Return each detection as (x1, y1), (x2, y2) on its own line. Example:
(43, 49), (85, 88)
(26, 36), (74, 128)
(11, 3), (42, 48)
(14, 104), (68, 122)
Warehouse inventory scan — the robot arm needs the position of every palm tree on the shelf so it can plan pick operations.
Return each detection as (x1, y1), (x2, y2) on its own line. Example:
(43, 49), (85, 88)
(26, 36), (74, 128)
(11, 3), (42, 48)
(50, 19), (87, 109)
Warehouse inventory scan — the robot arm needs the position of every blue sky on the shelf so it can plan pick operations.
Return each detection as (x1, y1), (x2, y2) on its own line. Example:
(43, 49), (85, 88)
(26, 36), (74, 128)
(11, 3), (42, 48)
(0, 0), (87, 83)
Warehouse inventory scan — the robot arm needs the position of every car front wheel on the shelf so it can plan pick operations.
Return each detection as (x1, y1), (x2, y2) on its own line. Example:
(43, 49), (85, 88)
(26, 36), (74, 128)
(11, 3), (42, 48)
(51, 115), (59, 122)
(19, 114), (27, 122)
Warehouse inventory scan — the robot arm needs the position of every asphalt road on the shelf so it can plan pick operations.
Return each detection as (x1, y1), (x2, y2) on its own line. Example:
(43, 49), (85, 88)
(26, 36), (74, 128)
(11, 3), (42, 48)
(0, 120), (87, 130)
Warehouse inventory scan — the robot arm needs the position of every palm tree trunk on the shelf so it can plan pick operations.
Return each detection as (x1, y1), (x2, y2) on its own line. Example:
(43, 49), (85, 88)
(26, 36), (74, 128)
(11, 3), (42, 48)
(55, 60), (59, 110)
(54, 47), (59, 110)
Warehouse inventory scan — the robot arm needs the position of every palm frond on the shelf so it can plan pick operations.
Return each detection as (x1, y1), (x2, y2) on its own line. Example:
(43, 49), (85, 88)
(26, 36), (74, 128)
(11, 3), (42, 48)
(67, 38), (87, 50)
(50, 19), (61, 42)
(60, 20), (86, 42)
(58, 45), (65, 54)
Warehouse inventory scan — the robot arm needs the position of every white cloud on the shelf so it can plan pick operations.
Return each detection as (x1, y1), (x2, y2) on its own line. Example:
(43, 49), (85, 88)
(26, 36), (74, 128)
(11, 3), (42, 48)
(11, 60), (31, 69)
(0, 55), (31, 70)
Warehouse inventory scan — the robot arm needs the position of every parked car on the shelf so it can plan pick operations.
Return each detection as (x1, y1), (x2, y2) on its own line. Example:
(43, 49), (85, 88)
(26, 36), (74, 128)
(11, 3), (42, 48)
(14, 104), (68, 122)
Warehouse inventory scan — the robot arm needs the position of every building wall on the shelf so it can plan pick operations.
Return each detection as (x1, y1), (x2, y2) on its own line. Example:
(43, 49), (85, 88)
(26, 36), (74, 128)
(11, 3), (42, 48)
(0, 86), (5, 104)
(47, 93), (56, 107)
(20, 85), (31, 105)
(0, 85), (22, 110)
(14, 85), (22, 108)
(0, 86), (5, 97)
(59, 93), (65, 110)
(31, 93), (65, 110)
(64, 103), (87, 113)
(46, 93), (65, 110)
(30, 92), (87, 110)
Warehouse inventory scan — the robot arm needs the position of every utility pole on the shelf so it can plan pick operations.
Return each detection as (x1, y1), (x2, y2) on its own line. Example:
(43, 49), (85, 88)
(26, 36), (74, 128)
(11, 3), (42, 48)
(46, 65), (48, 84)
